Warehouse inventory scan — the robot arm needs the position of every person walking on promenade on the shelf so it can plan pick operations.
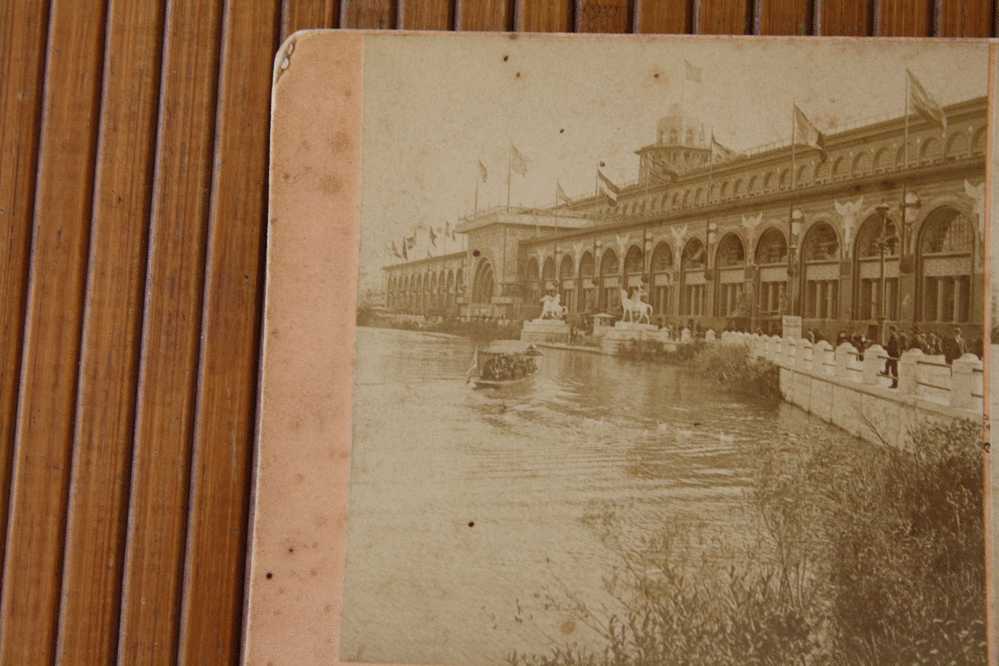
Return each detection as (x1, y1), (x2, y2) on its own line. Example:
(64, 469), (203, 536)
(885, 326), (900, 389)
(942, 326), (966, 364)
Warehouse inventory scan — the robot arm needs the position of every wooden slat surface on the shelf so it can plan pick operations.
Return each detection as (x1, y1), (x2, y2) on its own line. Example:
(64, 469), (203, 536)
(0, 0), (49, 584)
(115, 1), (224, 663)
(458, 0), (512, 30)
(635, 0), (692, 33)
(0, 1), (991, 663)
(54, 0), (165, 662)
(176, 1), (279, 662)
(876, 0), (933, 36)
(0, 0), (109, 662)
(816, 0), (872, 35)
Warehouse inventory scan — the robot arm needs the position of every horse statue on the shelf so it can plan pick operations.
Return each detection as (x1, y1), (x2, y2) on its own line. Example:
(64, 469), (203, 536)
(620, 288), (653, 324)
(540, 292), (567, 320)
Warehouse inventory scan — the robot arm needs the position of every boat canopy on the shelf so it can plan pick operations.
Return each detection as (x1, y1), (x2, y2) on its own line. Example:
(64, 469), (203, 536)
(480, 340), (535, 355)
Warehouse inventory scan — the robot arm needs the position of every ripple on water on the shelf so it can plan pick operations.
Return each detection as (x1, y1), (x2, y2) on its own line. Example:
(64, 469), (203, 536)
(343, 327), (856, 666)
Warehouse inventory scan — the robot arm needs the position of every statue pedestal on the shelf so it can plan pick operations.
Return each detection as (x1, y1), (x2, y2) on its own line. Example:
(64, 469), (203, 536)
(613, 321), (658, 333)
(601, 322), (661, 355)
(521, 318), (570, 344)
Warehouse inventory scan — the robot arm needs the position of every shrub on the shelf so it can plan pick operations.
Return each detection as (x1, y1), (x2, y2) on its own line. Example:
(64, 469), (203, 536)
(691, 342), (780, 401)
(507, 419), (987, 665)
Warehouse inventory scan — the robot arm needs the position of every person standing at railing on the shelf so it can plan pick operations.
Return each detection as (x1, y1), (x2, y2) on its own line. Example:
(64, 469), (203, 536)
(942, 326), (966, 365)
(885, 325), (900, 389)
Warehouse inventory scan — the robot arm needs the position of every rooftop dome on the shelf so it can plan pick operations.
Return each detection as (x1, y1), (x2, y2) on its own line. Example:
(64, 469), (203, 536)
(656, 103), (707, 147)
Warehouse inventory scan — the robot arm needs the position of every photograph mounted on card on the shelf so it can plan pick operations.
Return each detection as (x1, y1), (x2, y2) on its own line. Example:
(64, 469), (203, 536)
(247, 32), (994, 665)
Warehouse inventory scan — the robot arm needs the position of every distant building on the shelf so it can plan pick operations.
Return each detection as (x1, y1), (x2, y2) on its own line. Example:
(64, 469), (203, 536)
(384, 98), (987, 340)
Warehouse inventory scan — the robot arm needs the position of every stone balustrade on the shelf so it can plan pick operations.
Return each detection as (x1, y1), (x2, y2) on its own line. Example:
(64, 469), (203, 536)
(719, 330), (983, 415)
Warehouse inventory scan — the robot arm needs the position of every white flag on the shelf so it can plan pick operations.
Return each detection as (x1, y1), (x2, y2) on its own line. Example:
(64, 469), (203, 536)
(597, 169), (620, 205)
(684, 59), (702, 83)
(511, 145), (528, 176)
(793, 105), (826, 160)
(907, 69), (946, 136)
(478, 160), (488, 182)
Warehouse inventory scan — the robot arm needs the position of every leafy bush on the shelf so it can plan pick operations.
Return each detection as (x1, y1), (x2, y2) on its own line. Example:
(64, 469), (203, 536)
(507, 419), (987, 665)
(690, 342), (780, 401)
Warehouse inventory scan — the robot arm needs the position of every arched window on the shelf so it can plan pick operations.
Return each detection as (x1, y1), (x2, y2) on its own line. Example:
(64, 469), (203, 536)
(854, 213), (900, 323)
(715, 233), (745, 268)
(579, 251), (596, 312)
(542, 256), (556, 283)
(714, 234), (745, 317)
(680, 239), (706, 317)
(559, 254), (575, 278)
(650, 242), (673, 316)
(755, 228), (788, 319)
(801, 222), (840, 319)
(624, 246), (644, 274)
(917, 206), (974, 323)
(599, 248), (621, 312)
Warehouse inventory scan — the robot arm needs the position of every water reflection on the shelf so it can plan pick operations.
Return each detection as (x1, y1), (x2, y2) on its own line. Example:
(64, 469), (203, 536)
(342, 327), (856, 665)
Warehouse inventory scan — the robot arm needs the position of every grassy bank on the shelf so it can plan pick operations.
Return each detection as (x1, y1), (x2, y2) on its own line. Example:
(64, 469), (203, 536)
(506, 418), (987, 665)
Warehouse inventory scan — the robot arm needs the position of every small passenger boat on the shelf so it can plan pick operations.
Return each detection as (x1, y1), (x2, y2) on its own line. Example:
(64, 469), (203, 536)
(466, 340), (542, 389)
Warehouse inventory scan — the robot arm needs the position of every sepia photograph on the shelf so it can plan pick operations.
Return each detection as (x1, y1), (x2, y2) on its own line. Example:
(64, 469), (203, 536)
(342, 34), (991, 665)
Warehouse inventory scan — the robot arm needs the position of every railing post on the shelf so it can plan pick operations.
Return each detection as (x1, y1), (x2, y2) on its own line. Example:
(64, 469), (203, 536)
(814, 340), (833, 376)
(835, 342), (855, 380)
(863, 344), (886, 385)
(950, 353), (983, 411)
(797, 339), (813, 372)
(784, 337), (797, 368)
(898, 348), (921, 395)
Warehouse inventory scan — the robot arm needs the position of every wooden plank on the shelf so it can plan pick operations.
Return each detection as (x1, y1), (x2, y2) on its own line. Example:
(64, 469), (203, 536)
(635, 0), (692, 33)
(756, 0), (812, 34)
(935, 0), (993, 37)
(0, 0), (49, 583)
(282, 0), (340, 38)
(875, 0), (932, 36)
(815, 0), (872, 35)
(458, 0), (512, 30)
(175, 0), (278, 662)
(516, 0), (572, 31)
(342, 0), (397, 28)
(115, 1), (224, 663)
(53, 0), (165, 661)
(0, 0), (108, 662)
(576, 0), (631, 32)
(401, 0), (453, 29)
(695, 0), (751, 33)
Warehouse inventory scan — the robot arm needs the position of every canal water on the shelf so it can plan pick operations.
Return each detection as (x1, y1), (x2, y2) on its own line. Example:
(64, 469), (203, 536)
(341, 326), (857, 665)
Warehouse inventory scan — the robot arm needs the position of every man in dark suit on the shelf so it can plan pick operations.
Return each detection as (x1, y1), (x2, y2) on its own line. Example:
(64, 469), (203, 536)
(942, 326), (966, 364)
(885, 326), (899, 388)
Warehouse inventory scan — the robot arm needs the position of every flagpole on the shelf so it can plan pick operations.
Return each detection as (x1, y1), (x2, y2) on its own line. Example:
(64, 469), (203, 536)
(788, 103), (798, 318)
(506, 145), (512, 211)
(902, 71), (910, 256)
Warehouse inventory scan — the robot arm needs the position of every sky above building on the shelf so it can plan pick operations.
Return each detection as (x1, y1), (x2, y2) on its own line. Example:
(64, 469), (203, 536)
(357, 34), (988, 290)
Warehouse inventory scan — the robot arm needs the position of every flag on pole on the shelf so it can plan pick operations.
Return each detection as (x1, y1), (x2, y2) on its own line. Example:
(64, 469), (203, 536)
(684, 59), (702, 83)
(405, 234), (416, 250)
(710, 133), (740, 162)
(429, 227), (438, 247)
(556, 180), (572, 206)
(511, 144), (528, 176)
(478, 160), (488, 182)
(401, 238), (409, 260)
(390, 240), (403, 259)
(597, 169), (620, 205)
(907, 69), (946, 136)
(793, 105), (826, 160)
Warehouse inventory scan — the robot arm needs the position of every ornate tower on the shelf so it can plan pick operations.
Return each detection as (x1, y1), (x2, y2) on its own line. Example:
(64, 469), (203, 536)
(637, 103), (711, 185)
